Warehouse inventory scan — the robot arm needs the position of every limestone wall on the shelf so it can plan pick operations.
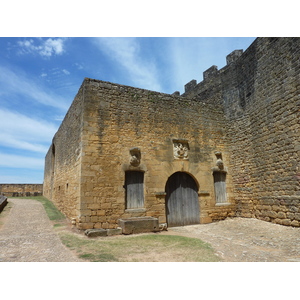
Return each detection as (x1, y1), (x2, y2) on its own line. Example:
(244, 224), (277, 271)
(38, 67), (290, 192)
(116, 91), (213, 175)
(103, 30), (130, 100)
(0, 184), (43, 197)
(45, 37), (299, 229)
(74, 79), (234, 229)
(183, 37), (300, 226)
(232, 38), (300, 226)
(43, 83), (85, 220)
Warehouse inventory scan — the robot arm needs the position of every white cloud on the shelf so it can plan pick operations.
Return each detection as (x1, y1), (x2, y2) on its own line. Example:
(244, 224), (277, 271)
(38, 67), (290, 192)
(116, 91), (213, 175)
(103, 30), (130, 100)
(0, 173), (43, 184)
(0, 109), (58, 153)
(0, 65), (69, 110)
(74, 63), (84, 70)
(62, 69), (70, 75)
(0, 152), (44, 169)
(93, 37), (162, 92)
(17, 38), (66, 57)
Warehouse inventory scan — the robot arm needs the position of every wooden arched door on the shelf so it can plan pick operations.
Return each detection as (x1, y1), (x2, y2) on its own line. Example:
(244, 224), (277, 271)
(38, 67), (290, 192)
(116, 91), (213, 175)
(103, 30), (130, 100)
(165, 172), (200, 227)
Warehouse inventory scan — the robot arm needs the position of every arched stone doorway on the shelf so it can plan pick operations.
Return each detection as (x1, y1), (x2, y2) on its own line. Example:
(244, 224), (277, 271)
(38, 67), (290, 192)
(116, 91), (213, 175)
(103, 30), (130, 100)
(165, 172), (200, 227)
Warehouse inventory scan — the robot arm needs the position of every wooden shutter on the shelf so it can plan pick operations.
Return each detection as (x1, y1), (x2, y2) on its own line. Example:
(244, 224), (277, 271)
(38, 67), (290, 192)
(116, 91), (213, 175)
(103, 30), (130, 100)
(214, 172), (227, 203)
(125, 171), (144, 209)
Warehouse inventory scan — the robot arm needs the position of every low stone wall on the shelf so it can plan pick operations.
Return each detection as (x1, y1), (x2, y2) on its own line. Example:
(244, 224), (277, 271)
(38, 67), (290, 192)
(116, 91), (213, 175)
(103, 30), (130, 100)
(0, 184), (43, 197)
(0, 195), (8, 212)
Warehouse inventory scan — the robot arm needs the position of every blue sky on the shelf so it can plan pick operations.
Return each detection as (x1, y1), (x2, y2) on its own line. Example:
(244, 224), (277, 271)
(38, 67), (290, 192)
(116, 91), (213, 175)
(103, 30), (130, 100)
(0, 37), (257, 183)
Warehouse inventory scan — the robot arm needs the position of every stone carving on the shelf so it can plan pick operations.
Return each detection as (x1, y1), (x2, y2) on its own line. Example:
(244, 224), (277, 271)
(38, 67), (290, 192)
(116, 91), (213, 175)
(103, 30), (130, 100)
(129, 147), (141, 167)
(213, 151), (227, 173)
(173, 140), (189, 160)
(215, 151), (224, 170)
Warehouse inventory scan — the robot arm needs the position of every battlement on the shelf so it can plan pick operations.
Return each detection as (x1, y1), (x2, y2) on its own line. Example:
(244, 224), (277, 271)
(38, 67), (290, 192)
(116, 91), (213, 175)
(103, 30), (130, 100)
(226, 49), (243, 65)
(182, 48), (245, 98)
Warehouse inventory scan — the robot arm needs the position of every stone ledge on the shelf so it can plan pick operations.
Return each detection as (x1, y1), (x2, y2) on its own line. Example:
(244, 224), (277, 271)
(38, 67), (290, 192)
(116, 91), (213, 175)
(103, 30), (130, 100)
(85, 228), (107, 237)
(84, 227), (123, 237)
(215, 202), (232, 206)
(107, 228), (122, 236)
(118, 217), (160, 235)
(124, 208), (146, 213)
(198, 191), (210, 196)
(0, 195), (8, 213)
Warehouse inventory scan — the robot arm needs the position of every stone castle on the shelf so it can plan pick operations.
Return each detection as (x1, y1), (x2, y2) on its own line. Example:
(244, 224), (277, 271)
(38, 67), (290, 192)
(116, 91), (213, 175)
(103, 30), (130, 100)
(43, 37), (300, 231)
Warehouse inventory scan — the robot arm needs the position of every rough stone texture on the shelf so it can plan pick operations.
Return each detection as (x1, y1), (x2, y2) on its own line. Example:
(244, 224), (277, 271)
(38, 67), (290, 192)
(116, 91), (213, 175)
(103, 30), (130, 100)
(182, 37), (300, 226)
(118, 217), (160, 234)
(44, 77), (232, 230)
(44, 37), (300, 230)
(85, 228), (107, 237)
(43, 87), (85, 222)
(0, 184), (43, 197)
(107, 228), (122, 236)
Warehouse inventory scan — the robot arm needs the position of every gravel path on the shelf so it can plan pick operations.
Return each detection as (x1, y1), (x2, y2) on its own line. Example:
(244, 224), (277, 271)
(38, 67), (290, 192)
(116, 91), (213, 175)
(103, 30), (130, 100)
(167, 217), (300, 262)
(2, 198), (300, 262)
(0, 198), (82, 262)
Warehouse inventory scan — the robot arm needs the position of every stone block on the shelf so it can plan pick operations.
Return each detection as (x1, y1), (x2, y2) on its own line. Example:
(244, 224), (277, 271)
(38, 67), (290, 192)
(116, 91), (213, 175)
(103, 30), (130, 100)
(267, 210), (277, 218)
(118, 217), (159, 235)
(277, 211), (286, 219)
(107, 227), (122, 236)
(0, 195), (8, 213)
(85, 228), (107, 237)
(291, 220), (299, 227)
(281, 219), (292, 226)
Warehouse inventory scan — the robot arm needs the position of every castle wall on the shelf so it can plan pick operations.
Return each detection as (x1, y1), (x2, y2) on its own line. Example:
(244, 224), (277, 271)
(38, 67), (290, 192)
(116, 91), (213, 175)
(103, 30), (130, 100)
(0, 184), (43, 197)
(43, 84), (85, 220)
(184, 37), (300, 226)
(75, 79), (235, 229)
(44, 37), (299, 229)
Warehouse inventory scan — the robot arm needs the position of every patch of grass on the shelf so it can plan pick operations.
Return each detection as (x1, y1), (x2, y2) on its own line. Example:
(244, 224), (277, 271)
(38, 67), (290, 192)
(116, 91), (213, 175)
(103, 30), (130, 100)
(79, 253), (119, 262)
(59, 232), (221, 262)
(53, 223), (64, 228)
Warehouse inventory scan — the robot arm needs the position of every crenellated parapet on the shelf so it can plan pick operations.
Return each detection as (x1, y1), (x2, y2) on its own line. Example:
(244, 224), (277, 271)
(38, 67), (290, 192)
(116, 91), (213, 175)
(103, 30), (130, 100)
(226, 49), (243, 65)
(181, 48), (245, 100)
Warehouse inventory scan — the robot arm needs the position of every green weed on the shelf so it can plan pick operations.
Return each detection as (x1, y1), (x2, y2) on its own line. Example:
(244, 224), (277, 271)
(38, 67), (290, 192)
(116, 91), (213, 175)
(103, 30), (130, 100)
(59, 232), (221, 262)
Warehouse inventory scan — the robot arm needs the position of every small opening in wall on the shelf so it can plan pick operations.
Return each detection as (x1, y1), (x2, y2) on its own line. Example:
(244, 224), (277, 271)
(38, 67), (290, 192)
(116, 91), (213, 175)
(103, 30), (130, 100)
(51, 143), (56, 174)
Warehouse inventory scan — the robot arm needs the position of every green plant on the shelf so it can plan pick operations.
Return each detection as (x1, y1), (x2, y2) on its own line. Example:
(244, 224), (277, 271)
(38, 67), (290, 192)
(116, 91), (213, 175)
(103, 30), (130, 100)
(59, 232), (221, 262)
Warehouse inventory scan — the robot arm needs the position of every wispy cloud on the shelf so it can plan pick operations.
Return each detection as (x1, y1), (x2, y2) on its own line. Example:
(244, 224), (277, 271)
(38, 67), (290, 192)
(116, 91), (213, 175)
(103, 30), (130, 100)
(0, 65), (69, 110)
(93, 37), (162, 92)
(167, 38), (214, 93)
(62, 69), (70, 75)
(17, 38), (66, 57)
(0, 152), (44, 169)
(0, 109), (58, 153)
(74, 62), (84, 70)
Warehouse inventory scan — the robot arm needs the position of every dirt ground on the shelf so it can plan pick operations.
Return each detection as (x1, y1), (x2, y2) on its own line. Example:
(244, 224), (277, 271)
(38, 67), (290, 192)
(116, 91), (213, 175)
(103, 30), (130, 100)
(0, 198), (82, 262)
(164, 217), (300, 262)
(1, 198), (300, 262)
